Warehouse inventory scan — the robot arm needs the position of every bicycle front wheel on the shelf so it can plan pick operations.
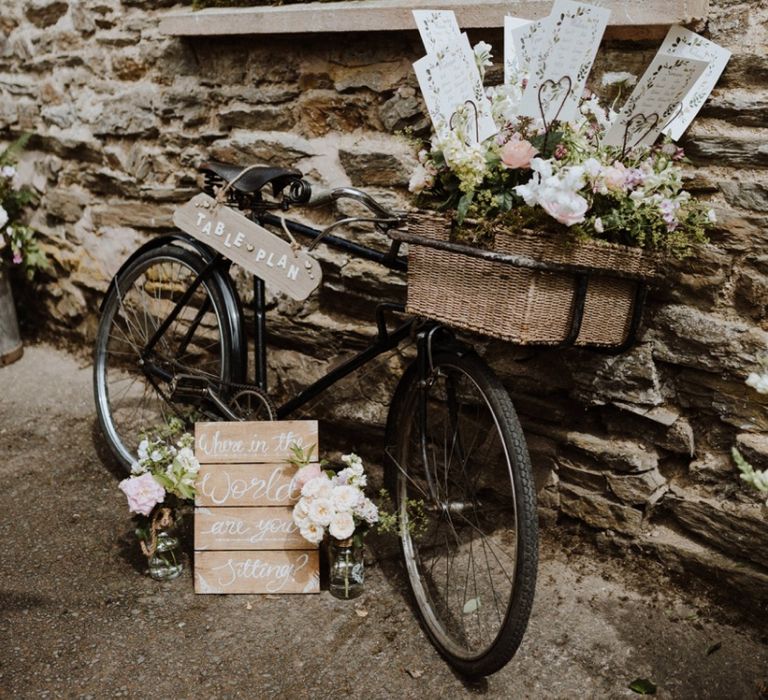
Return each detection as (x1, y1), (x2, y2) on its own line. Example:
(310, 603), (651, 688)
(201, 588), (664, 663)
(93, 244), (235, 471)
(386, 351), (538, 677)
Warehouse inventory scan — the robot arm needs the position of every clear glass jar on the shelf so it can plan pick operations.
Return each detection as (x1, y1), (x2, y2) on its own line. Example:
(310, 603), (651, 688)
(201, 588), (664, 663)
(328, 537), (364, 599)
(148, 528), (183, 581)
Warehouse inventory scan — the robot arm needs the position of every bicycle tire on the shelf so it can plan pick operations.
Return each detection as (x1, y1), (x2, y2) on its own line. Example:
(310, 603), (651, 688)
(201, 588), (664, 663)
(93, 244), (236, 471)
(385, 350), (538, 677)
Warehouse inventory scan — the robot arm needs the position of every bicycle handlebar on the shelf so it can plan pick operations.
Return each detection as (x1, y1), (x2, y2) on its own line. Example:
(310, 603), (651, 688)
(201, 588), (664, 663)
(302, 183), (401, 222)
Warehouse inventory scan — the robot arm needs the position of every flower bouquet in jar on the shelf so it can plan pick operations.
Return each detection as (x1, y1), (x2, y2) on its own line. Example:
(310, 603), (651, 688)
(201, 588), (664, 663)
(291, 450), (379, 599)
(117, 417), (201, 581)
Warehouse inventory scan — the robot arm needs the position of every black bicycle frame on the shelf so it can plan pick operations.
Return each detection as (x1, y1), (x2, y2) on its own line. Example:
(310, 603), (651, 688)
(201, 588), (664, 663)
(141, 212), (411, 419)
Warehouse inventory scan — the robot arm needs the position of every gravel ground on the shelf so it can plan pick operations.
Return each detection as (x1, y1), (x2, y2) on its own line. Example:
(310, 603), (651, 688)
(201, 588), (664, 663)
(1, 344), (767, 699)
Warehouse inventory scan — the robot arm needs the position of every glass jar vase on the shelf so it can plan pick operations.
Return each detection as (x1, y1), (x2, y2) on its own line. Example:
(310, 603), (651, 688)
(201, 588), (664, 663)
(148, 528), (183, 581)
(142, 507), (183, 581)
(328, 537), (364, 599)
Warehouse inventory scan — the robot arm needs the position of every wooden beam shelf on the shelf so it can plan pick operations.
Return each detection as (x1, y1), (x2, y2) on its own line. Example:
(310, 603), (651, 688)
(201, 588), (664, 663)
(159, 0), (709, 36)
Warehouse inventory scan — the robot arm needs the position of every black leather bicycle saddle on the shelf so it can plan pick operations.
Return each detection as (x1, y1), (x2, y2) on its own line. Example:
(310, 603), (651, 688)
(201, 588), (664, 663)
(200, 161), (302, 196)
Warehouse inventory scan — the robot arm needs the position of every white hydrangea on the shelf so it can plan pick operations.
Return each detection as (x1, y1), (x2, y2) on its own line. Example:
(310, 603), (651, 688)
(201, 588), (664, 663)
(435, 131), (489, 195)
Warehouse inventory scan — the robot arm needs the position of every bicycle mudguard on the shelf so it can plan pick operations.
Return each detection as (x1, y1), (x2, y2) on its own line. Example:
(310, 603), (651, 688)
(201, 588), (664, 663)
(101, 233), (247, 383)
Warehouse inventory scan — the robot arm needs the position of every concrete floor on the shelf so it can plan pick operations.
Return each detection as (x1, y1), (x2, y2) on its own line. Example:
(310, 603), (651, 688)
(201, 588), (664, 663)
(1, 344), (766, 699)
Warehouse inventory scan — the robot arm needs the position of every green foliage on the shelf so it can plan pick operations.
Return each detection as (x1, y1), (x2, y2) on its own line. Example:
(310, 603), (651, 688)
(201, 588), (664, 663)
(133, 418), (200, 502)
(0, 135), (47, 280)
(732, 448), (768, 504)
(288, 442), (316, 468)
(375, 489), (428, 539)
(628, 678), (657, 695)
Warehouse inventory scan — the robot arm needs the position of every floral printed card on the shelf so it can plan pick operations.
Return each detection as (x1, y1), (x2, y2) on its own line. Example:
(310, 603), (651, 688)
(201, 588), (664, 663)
(413, 9), (461, 56)
(518, 0), (610, 125)
(658, 26), (731, 140)
(507, 17), (548, 82)
(503, 16), (533, 83)
(603, 54), (709, 150)
(413, 32), (497, 144)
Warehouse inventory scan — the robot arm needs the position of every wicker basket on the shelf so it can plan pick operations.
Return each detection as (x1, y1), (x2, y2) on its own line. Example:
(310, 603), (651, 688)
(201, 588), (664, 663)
(405, 211), (658, 347)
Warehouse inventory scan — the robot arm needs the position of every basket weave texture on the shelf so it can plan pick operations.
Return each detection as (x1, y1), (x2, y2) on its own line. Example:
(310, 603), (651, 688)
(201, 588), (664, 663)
(405, 211), (657, 347)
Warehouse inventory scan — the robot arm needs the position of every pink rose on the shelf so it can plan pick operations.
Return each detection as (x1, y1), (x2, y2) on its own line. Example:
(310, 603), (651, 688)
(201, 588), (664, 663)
(500, 136), (538, 170)
(602, 162), (629, 193)
(539, 191), (589, 227)
(294, 463), (322, 489)
(119, 473), (165, 516)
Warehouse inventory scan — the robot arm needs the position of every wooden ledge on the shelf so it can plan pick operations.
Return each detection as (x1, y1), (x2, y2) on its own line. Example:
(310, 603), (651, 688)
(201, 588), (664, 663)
(159, 0), (709, 36)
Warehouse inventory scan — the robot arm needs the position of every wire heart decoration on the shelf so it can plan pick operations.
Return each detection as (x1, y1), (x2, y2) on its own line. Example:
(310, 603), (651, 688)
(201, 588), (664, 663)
(537, 75), (573, 133)
(449, 100), (480, 145)
(621, 112), (661, 155)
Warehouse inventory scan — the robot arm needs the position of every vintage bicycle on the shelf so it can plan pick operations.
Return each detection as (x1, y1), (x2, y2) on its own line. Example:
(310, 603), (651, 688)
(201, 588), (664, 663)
(93, 160), (547, 677)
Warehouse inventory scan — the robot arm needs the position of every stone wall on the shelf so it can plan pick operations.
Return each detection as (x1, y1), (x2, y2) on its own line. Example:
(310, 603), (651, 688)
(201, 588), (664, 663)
(1, 1), (767, 605)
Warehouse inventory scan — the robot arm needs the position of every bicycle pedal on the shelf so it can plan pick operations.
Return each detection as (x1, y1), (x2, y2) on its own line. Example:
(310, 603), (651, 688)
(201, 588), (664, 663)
(169, 374), (210, 401)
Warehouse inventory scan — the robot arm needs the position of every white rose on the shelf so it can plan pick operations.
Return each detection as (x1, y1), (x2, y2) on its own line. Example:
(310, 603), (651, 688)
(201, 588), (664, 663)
(301, 474), (332, 499)
(293, 499), (311, 528)
(329, 511), (355, 540)
(300, 522), (325, 544)
(354, 498), (379, 525)
(308, 497), (335, 527)
(0, 205), (7, 230)
(332, 484), (362, 512)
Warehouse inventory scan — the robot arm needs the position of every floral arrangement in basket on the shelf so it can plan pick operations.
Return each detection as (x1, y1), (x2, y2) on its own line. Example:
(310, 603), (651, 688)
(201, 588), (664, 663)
(118, 418), (201, 580)
(0, 135), (47, 278)
(408, 10), (728, 259)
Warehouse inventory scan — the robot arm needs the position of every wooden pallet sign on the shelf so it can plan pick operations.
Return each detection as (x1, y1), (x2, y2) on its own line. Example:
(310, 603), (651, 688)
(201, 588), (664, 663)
(193, 420), (320, 595)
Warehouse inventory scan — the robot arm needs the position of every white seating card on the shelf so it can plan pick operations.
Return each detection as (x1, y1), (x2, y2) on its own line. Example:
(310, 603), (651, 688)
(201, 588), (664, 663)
(658, 26), (731, 140)
(503, 16), (534, 83)
(413, 32), (497, 144)
(518, 0), (611, 126)
(603, 54), (709, 151)
(413, 9), (461, 56)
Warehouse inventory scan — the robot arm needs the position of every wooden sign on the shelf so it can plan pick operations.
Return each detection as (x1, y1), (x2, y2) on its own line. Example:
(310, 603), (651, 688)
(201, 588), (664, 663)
(195, 507), (308, 550)
(195, 551), (320, 594)
(196, 462), (306, 507)
(195, 420), (318, 463)
(194, 420), (320, 595)
(173, 193), (322, 301)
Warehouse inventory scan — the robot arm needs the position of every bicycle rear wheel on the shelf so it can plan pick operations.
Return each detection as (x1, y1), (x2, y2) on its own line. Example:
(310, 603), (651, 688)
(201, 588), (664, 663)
(93, 244), (235, 471)
(386, 350), (538, 677)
